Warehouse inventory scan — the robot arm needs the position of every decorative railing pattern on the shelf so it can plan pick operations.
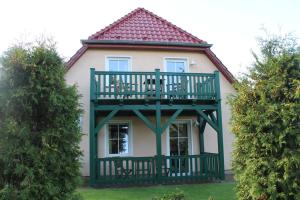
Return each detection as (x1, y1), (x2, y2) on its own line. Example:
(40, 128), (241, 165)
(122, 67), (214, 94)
(96, 153), (219, 186)
(91, 69), (218, 100)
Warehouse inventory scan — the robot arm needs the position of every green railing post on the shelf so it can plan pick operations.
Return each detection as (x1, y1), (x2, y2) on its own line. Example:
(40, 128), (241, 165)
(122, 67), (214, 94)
(155, 69), (161, 99)
(214, 70), (225, 180)
(89, 68), (96, 186)
(155, 100), (162, 183)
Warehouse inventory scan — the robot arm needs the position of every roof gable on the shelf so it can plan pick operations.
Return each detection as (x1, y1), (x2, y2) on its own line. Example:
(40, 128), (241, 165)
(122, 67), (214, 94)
(66, 8), (235, 84)
(88, 8), (205, 44)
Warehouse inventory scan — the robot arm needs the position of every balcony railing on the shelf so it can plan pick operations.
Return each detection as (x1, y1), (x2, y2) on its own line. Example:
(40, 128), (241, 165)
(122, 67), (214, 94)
(95, 153), (220, 186)
(91, 69), (219, 101)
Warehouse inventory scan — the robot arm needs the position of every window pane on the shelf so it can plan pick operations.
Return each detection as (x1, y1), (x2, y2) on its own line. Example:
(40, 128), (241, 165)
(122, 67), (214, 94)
(119, 124), (129, 139)
(170, 138), (178, 156)
(169, 123), (178, 137)
(166, 61), (175, 72)
(109, 140), (118, 154)
(179, 138), (188, 156)
(178, 123), (188, 137)
(119, 124), (128, 154)
(175, 62), (185, 72)
(119, 137), (128, 154)
(109, 124), (118, 139)
(118, 60), (129, 71)
(109, 60), (118, 71)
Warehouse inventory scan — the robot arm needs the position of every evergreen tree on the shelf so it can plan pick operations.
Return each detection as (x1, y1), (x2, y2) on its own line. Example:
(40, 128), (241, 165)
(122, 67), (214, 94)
(0, 42), (82, 199)
(230, 34), (300, 200)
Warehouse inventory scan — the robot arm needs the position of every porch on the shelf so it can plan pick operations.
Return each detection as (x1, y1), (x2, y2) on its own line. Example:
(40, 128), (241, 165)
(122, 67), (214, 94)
(96, 153), (220, 186)
(90, 69), (224, 187)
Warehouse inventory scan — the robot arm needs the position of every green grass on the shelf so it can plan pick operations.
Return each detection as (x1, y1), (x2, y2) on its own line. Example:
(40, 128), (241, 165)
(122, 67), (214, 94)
(78, 182), (236, 200)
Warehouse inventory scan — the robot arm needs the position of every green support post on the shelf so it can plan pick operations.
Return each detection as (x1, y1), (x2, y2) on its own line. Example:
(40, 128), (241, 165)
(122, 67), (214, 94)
(89, 68), (96, 186)
(198, 115), (205, 154)
(155, 100), (162, 183)
(214, 70), (225, 180)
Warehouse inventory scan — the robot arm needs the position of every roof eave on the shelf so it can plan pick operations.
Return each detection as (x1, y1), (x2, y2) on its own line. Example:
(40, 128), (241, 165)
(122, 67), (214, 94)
(81, 39), (213, 48)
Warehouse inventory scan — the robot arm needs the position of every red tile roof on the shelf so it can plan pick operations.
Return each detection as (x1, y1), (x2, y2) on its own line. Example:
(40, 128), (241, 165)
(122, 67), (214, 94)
(88, 8), (206, 44)
(66, 8), (235, 83)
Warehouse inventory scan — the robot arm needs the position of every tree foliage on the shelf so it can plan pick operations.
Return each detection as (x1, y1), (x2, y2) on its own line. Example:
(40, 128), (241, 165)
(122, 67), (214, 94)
(0, 42), (82, 199)
(229, 34), (300, 200)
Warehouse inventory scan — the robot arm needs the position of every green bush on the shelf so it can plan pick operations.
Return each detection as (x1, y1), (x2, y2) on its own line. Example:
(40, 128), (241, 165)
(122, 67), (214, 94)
(152, 189), (185, 200)
(0, 42), (82, 199)
(229, 34), (300, 199)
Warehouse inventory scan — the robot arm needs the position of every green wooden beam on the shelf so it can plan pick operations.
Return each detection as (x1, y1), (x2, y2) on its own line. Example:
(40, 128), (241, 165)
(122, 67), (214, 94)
(160, 109), (183, 134)
(195, 109), (219, 132)
(198, 115), (206, 154)
(94, 109), (119, 135)
(208, 111), (217, 124)
(89, 68), (96, 187)
(198, 114), (206, 174)
(214, 70), (225, 180)
(155, 101), (162, 183)
(132, 109), (156, 133)
(95, 104), (217, 111)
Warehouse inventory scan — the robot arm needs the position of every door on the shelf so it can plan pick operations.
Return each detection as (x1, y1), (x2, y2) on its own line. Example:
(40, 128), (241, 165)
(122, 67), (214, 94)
(168, 121), (190, 175)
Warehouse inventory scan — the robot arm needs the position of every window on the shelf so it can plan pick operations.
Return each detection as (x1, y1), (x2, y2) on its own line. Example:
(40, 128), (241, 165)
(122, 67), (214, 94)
(107, 57), (130, 71)
(165, 58), (187, 73)
(169, 122), (189, 156)
(107, 122), (130, 155)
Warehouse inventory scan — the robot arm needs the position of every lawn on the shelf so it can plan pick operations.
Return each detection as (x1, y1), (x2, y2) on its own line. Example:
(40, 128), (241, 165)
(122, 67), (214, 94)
(78, 182), (236, 200)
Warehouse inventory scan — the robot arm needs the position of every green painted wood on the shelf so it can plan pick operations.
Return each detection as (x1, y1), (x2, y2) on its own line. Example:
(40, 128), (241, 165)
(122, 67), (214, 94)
(214, 70), (225, 180)
(89, 68), (96, 186)
(155, 101), (162, 183)
(93, 70), (217, 100)
(208, 111), (217, 124)
(198, 115), (206, 154)
(132, 109), (156, 133)
(94, 109), (119, 135)
(195, 109), (219, 132)
(160, 108), (183, 134)
(155, 69), (160, 99)
(95, 154), (220, 186)
(95, 104), (217, 111)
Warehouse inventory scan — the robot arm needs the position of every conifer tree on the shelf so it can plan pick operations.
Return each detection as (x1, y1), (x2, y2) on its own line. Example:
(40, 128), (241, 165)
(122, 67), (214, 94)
(230, 34), (300, 200)
(0, 42), (82, 200)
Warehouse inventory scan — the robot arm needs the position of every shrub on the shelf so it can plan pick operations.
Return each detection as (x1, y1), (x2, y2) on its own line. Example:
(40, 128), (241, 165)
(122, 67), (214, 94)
(0, 42), (82, 199)
(152, 189), (185, 200)
(229, 33), (300, 199)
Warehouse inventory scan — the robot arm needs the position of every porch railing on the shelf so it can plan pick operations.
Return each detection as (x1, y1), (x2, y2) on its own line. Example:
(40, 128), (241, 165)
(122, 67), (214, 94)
(91, 69), (218, 100)
(95, 153), (219, 186)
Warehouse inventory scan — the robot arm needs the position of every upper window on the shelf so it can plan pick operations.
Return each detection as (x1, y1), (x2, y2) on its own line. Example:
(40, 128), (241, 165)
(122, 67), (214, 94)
(107, 122), (130, 156)
(107, 57), (130, 71)
(165, 59), (187, 73)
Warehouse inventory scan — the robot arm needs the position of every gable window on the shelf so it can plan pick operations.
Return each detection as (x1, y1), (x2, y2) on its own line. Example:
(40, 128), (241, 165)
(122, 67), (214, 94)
(107, 57), (130, 71)
(107, 122), (131, 155)
(165, 58), (187, 73)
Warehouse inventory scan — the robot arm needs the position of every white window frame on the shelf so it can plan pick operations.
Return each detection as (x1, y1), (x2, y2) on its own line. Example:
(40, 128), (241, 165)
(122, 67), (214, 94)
(105, 56), (132, 72)
(164, 57), (189, 73)
(166, 119), (193, 157)
(104, 120), (133, 157)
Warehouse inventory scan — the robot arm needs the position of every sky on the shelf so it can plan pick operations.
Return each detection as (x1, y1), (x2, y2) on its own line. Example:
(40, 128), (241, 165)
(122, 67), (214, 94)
(0, 0), (299, 76)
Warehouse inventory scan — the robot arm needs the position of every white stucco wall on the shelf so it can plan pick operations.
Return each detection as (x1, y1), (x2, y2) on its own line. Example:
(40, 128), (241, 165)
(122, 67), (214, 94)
(65, 49), (236, 176)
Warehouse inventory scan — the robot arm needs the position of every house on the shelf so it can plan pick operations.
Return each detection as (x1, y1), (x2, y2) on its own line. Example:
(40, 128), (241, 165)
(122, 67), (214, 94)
(65, 8), (236, 187)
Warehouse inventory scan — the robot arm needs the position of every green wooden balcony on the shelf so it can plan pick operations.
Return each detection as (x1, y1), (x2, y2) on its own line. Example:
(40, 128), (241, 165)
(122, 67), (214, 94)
(91, 69), (218, 101)
(95, 153), (220, 186)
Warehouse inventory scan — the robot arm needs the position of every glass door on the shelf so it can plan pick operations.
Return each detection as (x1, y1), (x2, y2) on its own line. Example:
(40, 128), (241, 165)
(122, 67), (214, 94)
(169, 122), (190, 175)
